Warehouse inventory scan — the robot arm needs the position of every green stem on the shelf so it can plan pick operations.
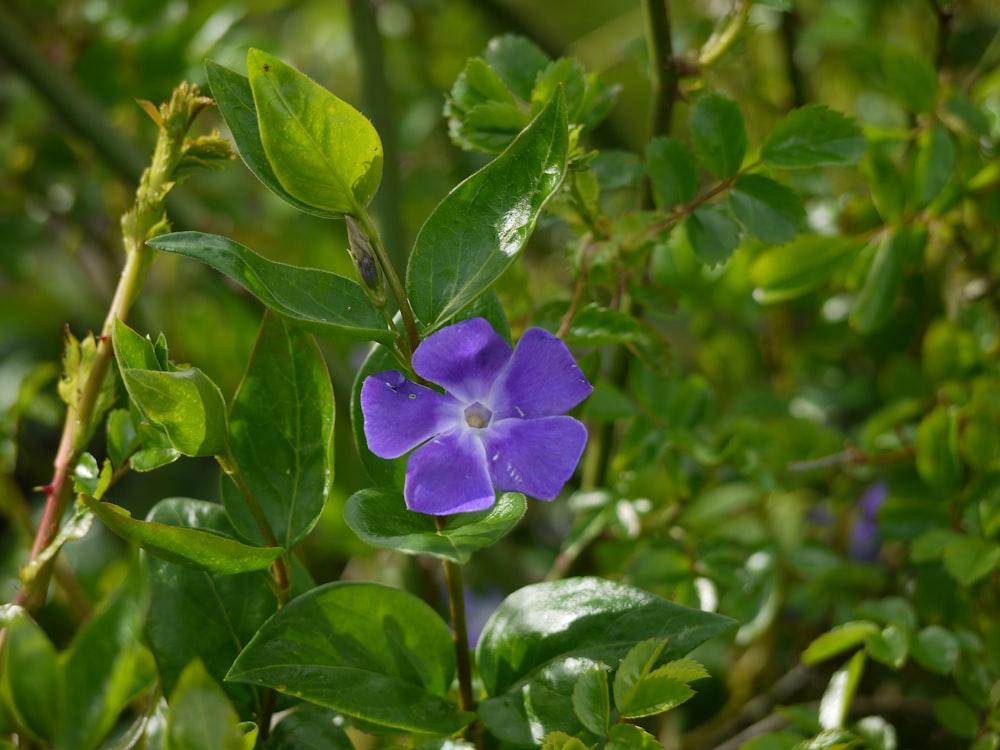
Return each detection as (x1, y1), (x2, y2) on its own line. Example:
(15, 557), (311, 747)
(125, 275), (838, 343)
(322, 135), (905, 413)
(698, 0), (751, 67)
(642, 0), (679, 149)
(358, 209), (421, 355)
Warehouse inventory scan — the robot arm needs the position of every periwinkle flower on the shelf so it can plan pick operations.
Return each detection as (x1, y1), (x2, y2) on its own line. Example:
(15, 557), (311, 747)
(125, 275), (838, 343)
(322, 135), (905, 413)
(361, 318), (592, 515)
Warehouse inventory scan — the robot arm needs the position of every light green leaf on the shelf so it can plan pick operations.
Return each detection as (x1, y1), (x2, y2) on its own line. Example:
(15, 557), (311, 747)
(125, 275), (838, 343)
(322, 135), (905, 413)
(915, 406), (962, 491)
(406, 91), (568, 330)
(571, 663), (610, 736)
(864, 625), (909, 669)
(606, 723), (662, 750)
(685, 204), (741, 266)
(541, 732), (592, 750)
(943, 536), (1000, 586)
(612, 638), (667, 710)
(148, 232), (394, 344)
(818, 651), (866, 730)
(761, 105), (865, 168)
(728, 173), (805, 245)
(882, 49), (938, 115)
(247, 49), (382, 216)
(228, 582), (472, 734)
(618, 673), (694, 719)
(849, 230), (904, 333)
(802, 621), (879, 665)
(854, 597), (917, 631)
(82, 495), (282, 574)
(343, 488), (526, 563)
(864, 149), (906, 222)
(749, 235), (859, 303)
(484, 34), (551, 101)
(646, 136), (700, 210)
(690, 92), (746, 179)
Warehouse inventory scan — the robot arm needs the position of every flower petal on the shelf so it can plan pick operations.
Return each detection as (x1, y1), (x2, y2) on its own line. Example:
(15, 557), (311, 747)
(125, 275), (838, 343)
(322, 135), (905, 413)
(361, 370), (461, 458)
(482, 416), (588, 500)
(491, 327), (593, 419)
(412, 318), (512, 402)
(405, 429), (495, 515)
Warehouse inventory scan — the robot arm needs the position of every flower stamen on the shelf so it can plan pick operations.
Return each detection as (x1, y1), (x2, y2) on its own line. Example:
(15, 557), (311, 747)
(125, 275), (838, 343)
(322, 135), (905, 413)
(464, 402), (493, 429)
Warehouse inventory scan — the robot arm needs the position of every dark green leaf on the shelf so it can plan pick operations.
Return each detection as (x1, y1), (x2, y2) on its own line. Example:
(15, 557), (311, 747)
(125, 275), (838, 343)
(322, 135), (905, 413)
(728, 174), (805, 245)
(344, 488), (526, 563)
(933, 696), (980, 739)
(247, 49), (382, 216)
(912, 626), (959, 675)
(148, 232), (394, 344)
(222, 312), (333, 549)
(749, 235), (859, 303)
(82, 495), (281, 574)
(864, 150), (906, 222)
(914, 121), (956, 209)
(483, 34), (551, 102)
(106, 408), (140, 470)
(571, 663), (610, 736)
(267, 707), (353, 750)
(646, 136), (700, 210)
(916, 406), (962, 491)
(882, 49), (938, 115)
(685, 204), (741, 265)
(761, 105), (865, 168)
(606, 723), (662, 750)
(406, 91), (568, 330)
(0, 609), (63, 743)
(849, 230), (904, 333)
(165, 660), (247, 750)
(206, 61), (339, 218)
(854, 597), (917, 630)
(802, 621), (879, 665)
(689, 92), (746, 179)
(228, 582), (472, 734)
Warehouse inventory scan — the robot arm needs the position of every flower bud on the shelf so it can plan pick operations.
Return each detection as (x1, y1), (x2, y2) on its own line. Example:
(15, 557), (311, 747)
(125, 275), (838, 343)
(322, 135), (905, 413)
(345, 215), (387, 309)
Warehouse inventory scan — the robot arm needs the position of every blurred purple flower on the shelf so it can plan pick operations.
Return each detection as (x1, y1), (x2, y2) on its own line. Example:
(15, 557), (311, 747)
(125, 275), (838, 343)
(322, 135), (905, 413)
(361, 318), (592, 515)
(848, 482), (887, 561)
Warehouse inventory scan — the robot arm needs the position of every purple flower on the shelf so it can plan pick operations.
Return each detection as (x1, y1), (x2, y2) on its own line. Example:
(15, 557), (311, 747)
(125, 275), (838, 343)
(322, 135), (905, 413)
(360, 318), (592, 515)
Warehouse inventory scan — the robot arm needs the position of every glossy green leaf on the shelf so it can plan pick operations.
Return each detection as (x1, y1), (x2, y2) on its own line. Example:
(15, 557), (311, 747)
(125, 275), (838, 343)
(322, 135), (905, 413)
(912, 626), (959, 675)
(646, 136), (700, 211)
(606, 723), (662, 750)
(117, 366), (228, 457)
(818, 650), (866, 730)
(222, 312), (333, 548)
(344, 488), (526, 563)
(882, 49), (938, 114)
(206, 61), (339, 218)
(82, 495), (281, 574)
(59, 578), (150, 750)
(802, 621), (879, 665)
(247, 49), (382, 216)
(148, 232), (393, 343)
(267, 707), (354, 750)
(915, 406), (962, 491)
(864, 150), (906, 222)
(914, 121), (956, 209)
(761, 105), (865, 168)
(749, 235), (859, 303)
(165, 660), (247, 750)
(571, 663), (610, 736)
(144, 499), (281, 719)
(228, 582), (472, 734)
(728, 173), (805, 245)
(112, 317), (159, 371)
(850, 230), (904, 333)
(689, 92), (746, 179)
(106, 408), (140, 469)
(864, 625), (908, 669)
(943, 536), (1000, 586)
(0, 609), (63, 743)
(477, 577), (734, 696)
(685, 204), (741, 266)
(406, 91), (568, 330)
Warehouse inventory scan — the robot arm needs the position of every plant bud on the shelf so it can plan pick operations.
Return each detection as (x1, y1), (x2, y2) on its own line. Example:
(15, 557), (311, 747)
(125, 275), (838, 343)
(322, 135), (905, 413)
(345, 216), (387, 308)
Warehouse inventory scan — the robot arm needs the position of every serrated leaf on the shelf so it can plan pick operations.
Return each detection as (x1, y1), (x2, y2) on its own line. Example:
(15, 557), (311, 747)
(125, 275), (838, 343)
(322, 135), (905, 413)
(612, 638), (667, 710)
(148, 232), (394, 344)
(618, 673), (694, 718)
(646, 136), (700, 210)
(343, 488), (526, 563)
(802, 621), (879, 665)
(849, 230), (904, 333)
(690, 92), (746, 179)
(82, 495), (281, 574)
(228, 582), (472, 734)
(532, 58), (587, 121)
(686, 204), (741, 265)
(749, 235), (859, 303)
(221, 312), (333, 549)
(484, 35), (551, 102)
(571, 664), (610, 736)
(761, 105), (865, 168)
(541, 732), (592, 750)
(728, 173), (805, 245)
(606, 723), (662, 750)
(247, 49), (382, 216)
(406, 91), (568, 330)
(656, 658), (711, 684)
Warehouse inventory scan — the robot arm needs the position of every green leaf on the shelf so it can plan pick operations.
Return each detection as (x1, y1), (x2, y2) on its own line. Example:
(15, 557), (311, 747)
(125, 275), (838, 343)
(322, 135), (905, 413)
(749, 235), (859, 303)
(484, 34), (551, 102)
(82, 495), (281, 574)
(606, 723), (662, 750)
(247, 49), (382, 216)
(882, 49), (938, 115)
(849, 230), (904, 333)
(646, 136), (700, 210)
(914, 121), (956, 209)
(728, 174), (806, 245)
(148, 232), (393, 344)
(267, 707), (353, 750)
(144, 499), (282, 719)
(206, 61), (340, 218)
(445, 58), (528, 153)
(59, 578), (150, 750)
(910, 527), (962, 563)
(864, 149), (906, 222)
(532, 58), (587, 121)
(915, 406), (962, 491)
(864, 625), (909, 669)
(561, 304), (648, 346)
(658, 658), (711, 684)
(854, 597), (917, 630)
(933, 696), (980, 740)
(685, 204), (741, 265)
(344, 488), (526, 563)
(0, 609), (63, 743)
(166, 660), (247, 750)
(618, 673), (694, 719)
(761, 105), (865, 168)
(571, 663), (610, 736)
(612, 638), (667, 710)
(111, 318), (159, 371)
(406, 90), (568, 330)
(802, 621), (879, 665)
(541, 732), (592, 750)
(912, 626), (959, 675)
(818, 651), (866, 730)
(228, 582), (472, 734)
(689, 92), (746, 179)
(106, 408), (140, 470)
(117, 366), (228, 458)
(943, 536), (1000, 586)
(221, 312), (333, 549)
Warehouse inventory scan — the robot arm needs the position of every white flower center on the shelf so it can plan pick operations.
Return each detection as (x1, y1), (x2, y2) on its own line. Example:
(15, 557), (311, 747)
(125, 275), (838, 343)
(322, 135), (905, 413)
(464, 402), (493, 429)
